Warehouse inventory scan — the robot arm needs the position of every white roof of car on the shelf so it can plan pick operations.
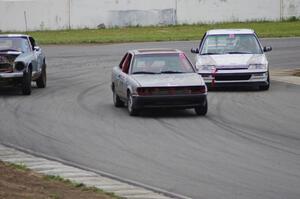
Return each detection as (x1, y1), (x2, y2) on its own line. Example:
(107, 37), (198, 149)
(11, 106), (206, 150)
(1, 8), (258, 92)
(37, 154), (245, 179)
(0, 34), (29, 37)
(206, 29), (255, 35)
(132, 49), (183, 55)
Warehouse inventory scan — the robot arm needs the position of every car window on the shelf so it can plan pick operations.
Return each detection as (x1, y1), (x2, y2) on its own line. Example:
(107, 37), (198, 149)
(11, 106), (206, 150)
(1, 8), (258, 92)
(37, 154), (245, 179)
(0, 37), (31, 53)
(131, 53), (195, 74)
(201, 34), (262, 55)
(29, 37), (36, 50)
(119, 53), (128, 69)
(21, 39), (31, 53)
(122, 53), (132, 74)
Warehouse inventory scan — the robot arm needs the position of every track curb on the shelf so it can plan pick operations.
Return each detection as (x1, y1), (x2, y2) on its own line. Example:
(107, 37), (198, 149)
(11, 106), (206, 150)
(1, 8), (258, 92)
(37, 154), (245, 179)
(0, 144), (191, 199)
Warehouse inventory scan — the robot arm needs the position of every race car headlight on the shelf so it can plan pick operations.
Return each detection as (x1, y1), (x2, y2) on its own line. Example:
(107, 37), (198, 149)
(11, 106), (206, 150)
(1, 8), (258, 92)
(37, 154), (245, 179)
(14, 62), (25, 71)
(248, 64), (267, 70)
(196, 64), (216, 71)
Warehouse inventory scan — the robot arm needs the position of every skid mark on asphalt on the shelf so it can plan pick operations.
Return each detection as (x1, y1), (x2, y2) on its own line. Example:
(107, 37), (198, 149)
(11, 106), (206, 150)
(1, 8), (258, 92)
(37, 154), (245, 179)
(205, 88), (300, 155)
(76, 81), (110, 115)
(206, 106), (300, 157)
(155, 118), (210, 153)
(1, 92), (68, 145)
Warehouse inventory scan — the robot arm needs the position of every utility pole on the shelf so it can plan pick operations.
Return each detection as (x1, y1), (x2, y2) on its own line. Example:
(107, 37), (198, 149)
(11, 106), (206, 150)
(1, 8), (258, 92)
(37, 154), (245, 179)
(280, 0), (283, 20)
(174, 0), (178, 25)
(24, 11), (28, 32)
(68, 0), (71, 29)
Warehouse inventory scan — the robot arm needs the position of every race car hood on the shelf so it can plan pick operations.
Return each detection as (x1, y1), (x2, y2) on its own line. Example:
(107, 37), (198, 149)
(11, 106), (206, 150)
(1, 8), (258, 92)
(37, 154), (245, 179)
(132, 73), (205, 87)
(0, 51), (22, 72)
(196, 54), (268, 68)
(0, 51), (21, 63)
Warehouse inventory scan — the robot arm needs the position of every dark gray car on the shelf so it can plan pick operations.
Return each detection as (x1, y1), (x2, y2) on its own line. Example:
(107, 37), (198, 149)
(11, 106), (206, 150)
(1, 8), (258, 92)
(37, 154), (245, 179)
(0, 34), (46, 95)
(111, 49), (208, 116)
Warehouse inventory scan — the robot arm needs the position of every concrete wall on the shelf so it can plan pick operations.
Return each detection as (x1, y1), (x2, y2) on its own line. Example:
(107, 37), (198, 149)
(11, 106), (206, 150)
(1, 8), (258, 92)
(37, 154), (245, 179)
(0, 0), (70, 31)
(177, 0), (281, 24)
(70, 0), (176, 28)
(0, 0), (299, 31)
(283, 0), (300, 18)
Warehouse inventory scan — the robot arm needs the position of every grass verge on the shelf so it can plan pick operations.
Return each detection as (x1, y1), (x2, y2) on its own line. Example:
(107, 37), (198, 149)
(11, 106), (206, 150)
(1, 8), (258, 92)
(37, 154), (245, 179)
(0, 161), (122, 199)
(8, 20), (300, 45)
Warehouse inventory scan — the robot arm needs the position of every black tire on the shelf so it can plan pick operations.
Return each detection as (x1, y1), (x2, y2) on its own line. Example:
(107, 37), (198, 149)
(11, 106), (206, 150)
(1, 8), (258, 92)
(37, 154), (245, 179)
(259, 74), (270, 91)
(22, 68), (32, 95)
(195, 98), (208, 116)
(113, 89), (124, 107)
(127, 92), (139, 116)
(36, 64), (47, 88)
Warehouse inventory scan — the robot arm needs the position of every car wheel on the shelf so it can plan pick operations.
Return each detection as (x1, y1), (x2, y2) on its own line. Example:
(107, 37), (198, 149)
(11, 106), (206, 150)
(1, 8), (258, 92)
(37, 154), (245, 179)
(259, 74), (270, 91)
(36, 64), (47, 88)
(113, 89), (124, 107)
(22, 68), (32, 95)
(195, 98), (208, 116)
(127, 92), (139, 116)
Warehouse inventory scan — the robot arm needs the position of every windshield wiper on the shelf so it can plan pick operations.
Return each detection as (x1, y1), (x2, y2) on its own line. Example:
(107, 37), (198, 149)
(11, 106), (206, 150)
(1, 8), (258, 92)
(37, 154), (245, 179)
(160, 70), (184, 74)
(0, 49), (20, 52)
(227, 51), (252, 54)
(132, 71), (158, 74)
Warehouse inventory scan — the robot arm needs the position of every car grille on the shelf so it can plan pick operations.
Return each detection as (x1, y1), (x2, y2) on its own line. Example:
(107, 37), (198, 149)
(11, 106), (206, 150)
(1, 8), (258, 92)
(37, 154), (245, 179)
(216, 65), (248, 70)
(0, 55), (15, 73)
(137, 86), (206, 96)
(215, 74), (251, 81)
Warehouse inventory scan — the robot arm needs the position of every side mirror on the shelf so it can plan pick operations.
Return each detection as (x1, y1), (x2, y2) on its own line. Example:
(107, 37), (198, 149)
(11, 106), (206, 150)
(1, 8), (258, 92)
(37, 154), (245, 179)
(191, 48), (199, 54)
(263, 46), (272, 52)
(34, 46), (41, 51)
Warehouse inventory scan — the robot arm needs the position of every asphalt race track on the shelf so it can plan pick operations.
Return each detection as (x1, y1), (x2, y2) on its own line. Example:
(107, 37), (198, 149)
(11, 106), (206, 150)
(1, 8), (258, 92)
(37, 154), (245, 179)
(1, 38), (300, 199)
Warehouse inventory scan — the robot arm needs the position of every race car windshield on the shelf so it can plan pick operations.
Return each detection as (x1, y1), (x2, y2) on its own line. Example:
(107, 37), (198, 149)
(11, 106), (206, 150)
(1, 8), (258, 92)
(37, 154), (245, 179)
(200, 34), (262, 55)
(0, 37), (31, 53)
(131, 53), (195, 74)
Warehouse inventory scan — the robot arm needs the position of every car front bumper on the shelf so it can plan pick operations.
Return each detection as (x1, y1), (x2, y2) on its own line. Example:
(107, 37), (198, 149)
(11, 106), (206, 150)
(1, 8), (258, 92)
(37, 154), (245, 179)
(0, 72), (23, 78)
(0, 72), (23, 87)
(132, 94), (207, 109)
(199, 70), (269, 87)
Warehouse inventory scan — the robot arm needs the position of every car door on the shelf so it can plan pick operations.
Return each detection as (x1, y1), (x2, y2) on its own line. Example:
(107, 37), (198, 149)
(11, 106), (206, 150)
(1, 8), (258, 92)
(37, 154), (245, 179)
(114, 53), (128, 96)
(119, 53), (133, 98)
(29, 37), (42, 73)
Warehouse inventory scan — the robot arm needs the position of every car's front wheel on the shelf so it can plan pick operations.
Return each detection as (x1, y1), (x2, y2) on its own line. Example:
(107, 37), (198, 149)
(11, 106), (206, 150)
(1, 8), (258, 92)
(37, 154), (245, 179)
(127, 92), (139, 116)
(113, 89), (124, 107)
(36, 64), (47, 88)
(195, 98), (208, 116)
(22, 68), (32, 95)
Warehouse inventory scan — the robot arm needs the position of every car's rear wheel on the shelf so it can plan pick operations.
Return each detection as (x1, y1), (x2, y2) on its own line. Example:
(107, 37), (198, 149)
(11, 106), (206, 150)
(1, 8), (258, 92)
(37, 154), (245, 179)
(113, 89), (124, 107)
(127, 92), (139, 116)
(36, 64), (47, 88)
(22, 68), (32, 95)
(195, 98), (208, 116)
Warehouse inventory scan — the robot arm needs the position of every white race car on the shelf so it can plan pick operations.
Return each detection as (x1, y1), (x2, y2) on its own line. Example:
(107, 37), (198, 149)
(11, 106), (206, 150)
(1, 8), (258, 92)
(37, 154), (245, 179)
(191, 29), (272, 90)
